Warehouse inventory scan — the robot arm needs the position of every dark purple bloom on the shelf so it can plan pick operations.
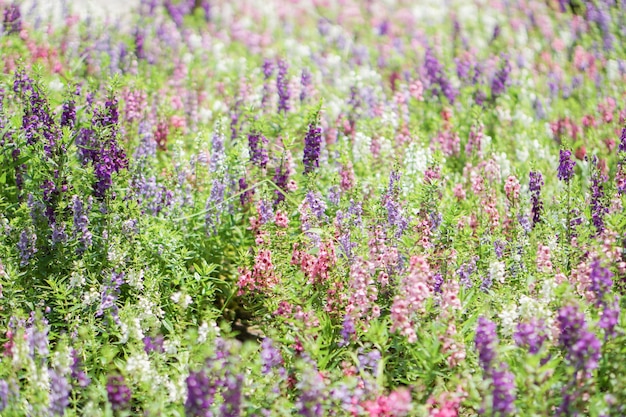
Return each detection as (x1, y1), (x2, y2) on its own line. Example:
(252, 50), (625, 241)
(514, 319), (547, 354)
(3, 2), (21, 35)
(557, 149), (576, 182)
(248, 132), (269, 168)
(457, 257), (477, 289)
(491, 57), (511, 99)
(557, 305), (601, 374)
(60, 99), (76, 129)
(106, 375), (131, 411)
(590, 157), (608, 234)
(424, 47), (457, 103)
(303, 121), (322, 175)
(185, 370), (216, 417)
(529, 171), (543, 226)
(276, 59), (290, 114)
(273, 163), (289, 207)
(618, 127), (626, 153)
(433, 273), (444, 294)
(475, 316), (498, 372)
(48, 369), (70, 416)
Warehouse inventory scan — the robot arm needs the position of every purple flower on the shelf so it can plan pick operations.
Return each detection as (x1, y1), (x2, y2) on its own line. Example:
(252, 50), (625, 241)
(339, 315), (355, 347)
(106, 375), (131, 411)
(557, 305), (601, 374)
(143, 335), (165, 354)
(220, 373), (243, 417)
(276, 59), (290, 114)
(303, 121), (322, 175)
(491, 362), (516, 415)
(48, 369), (70, 416)
(3, 2), (21, 35)
(70, 349), (91, 388)
(97, 271), (124, 321)
(273, 163), (289, 207)
(305, 192), (326, 219)
(598, 297), (620, 338)
(590, 157), (608, 234)
(300, 68), (312, 102)
(205, 179), (226, 235)
(529, 171), (543, 226)
(424, 47), (457, 103)
(589, 259), (613, 305)
(72, 195), (92, 253)
(185, 370), (216, 417)
(475, 316), (498, 372)
(0, 379), (8, 411)
(491, 57), (511, 99)
(618, 127), (626, 153)
(18, 229), (37, 267)
(296, 369), (326, 417)
(557, 149), (576, 182)
(248, 132), (269, 168)
(260, 338), (284, 375)
(514, 319), (547, 354)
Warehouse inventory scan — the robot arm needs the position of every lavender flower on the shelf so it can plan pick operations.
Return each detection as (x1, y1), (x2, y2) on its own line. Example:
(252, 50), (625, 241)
(475, 316), (498, 372)
(296, 369), (326, 417)
(529, 171), (543, 226)
(305, 192), (326, 219)
(260, 338), (284, 375)
(598, 297), (620, 338)
(303, 120), (322, 175)
(97, 271), (124, 321)
(18, 229), (37, 266)
(557, 149), (576, 182)
(300, 68), (312, 102)
(49, 369), (70, 416)
(514, 319), (547, 354)
(589, 259), (613, 305)
(457, 257), (477, 289)
(491, 362), (516, 415)
(557, 305), (601, 374)
(70, 349), (91, 388)
(220, 373), (243, 417)
(424, 47), (457, 103)
(276, 59), (290, 114)
(185, 370), (216, 417)
(205, 179), (226, 235)
(0, 379), (8, 411)
(106, 375), (131, 411)
(338, 315), (355, 347)
(72, 196), (92, 253)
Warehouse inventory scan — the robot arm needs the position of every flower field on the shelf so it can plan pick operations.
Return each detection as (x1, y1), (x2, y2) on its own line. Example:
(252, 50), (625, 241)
(1, 0), (626, 415)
